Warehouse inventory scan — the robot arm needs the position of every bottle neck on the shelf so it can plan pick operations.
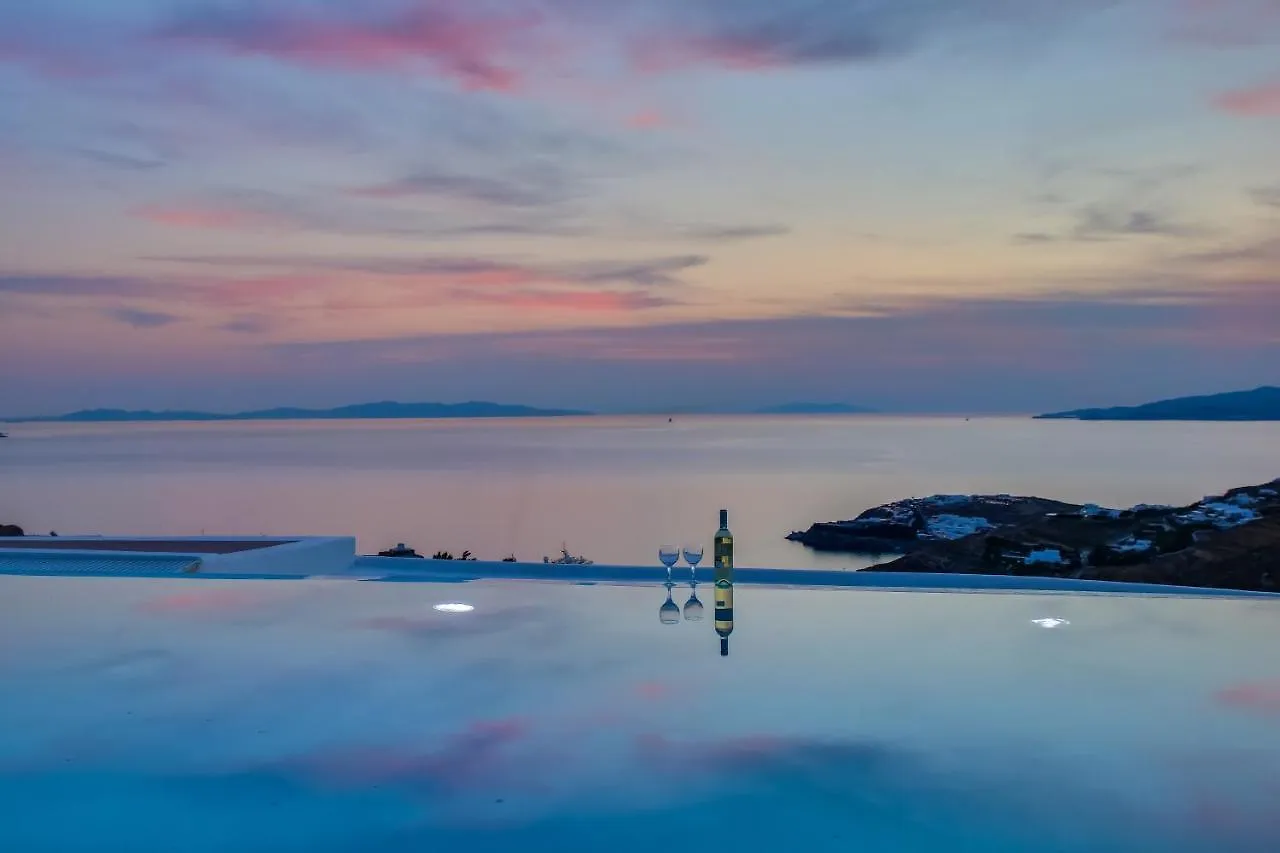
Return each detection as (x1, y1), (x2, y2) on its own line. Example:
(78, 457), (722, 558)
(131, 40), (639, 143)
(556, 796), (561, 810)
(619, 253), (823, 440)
(720, 637), (729, 656)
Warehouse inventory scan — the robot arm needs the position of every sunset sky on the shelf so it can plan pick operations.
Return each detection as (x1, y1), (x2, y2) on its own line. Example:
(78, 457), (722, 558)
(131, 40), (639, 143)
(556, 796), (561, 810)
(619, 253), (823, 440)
(1, 0), (1277, 414)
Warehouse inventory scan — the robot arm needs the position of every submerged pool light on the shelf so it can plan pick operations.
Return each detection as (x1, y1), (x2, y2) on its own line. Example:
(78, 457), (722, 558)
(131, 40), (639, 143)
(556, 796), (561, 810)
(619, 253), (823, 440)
(1031, 617), (1069, 628)
(433, 602), (475, 613)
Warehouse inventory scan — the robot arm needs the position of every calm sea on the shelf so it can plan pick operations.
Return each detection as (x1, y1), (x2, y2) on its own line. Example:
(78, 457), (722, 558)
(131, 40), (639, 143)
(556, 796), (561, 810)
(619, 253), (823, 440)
(2, 416), (1278, 569)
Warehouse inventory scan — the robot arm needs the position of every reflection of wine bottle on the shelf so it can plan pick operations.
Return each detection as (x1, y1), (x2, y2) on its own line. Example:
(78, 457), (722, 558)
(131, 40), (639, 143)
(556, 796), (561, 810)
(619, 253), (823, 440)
(714, 509), (734, 656)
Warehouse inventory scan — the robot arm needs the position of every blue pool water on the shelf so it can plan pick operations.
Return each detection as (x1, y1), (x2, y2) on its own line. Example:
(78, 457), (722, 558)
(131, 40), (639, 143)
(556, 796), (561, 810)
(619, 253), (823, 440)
(1, 574), (1278, 852)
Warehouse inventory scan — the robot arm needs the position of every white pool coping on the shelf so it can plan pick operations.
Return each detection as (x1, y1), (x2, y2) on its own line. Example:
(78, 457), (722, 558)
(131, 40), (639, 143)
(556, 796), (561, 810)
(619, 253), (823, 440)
(347, 557), (1280, 598)
(0, 536), (1275, 598)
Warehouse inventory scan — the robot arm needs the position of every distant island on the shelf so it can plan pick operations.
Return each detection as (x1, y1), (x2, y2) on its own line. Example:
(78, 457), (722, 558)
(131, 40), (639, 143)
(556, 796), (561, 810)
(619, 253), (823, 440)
(1036, 386), (1280, 421)
(7, 401), (591, 424)
(754, 402), (877, 415)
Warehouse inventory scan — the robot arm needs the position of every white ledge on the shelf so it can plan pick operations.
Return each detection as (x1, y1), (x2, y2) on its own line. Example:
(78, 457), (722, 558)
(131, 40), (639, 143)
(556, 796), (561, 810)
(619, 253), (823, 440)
(349, 557), (1278, 598)
(1, 538), (1274, 597)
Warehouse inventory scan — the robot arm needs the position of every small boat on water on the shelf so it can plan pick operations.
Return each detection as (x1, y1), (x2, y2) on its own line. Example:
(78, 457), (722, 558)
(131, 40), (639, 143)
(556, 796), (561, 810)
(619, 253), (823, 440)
(544, 544), (593, 565)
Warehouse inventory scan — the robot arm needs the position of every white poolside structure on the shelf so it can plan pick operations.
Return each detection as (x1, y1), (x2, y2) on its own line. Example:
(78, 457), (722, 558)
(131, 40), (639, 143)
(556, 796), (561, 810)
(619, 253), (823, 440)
(0, 534), (1274, 597)
(0, 535), (357, 578)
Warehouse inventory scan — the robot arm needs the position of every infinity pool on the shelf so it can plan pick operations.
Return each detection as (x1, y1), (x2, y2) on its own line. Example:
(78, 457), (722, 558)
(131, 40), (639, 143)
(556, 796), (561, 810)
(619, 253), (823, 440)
(1, 574), (1278, 852)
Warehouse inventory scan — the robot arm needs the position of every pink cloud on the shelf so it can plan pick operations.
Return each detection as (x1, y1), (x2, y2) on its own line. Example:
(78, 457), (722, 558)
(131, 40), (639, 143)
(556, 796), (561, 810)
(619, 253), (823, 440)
(493, 331), (746, 362)
(159, 5), (547, 92)
(1160, 750), (1280, 843)
(77, 253), (691, 319)
(633, 681), (671, 700)
(132, 205), (287, 230)
(1213, 80), (1280, 115)
(160, 5), (829, 91)
(137, 587), (270, 615)
(449, 267), (543, 288)
(631, 36), (784, 75)
(209, 275), (324, 307)
(1216, 680), (1280, 716)
(0, 33), (133, 80)
(286, 716), (533, 790)
(220, 266), (549, 311)
(345, 185), (420, 201)
(291, 723), (833, 803)
(626, 109), (670, 130)
(1170, 0), (1280, 46)
(458, 288), (671, 312)
(633, 732), (886, 781)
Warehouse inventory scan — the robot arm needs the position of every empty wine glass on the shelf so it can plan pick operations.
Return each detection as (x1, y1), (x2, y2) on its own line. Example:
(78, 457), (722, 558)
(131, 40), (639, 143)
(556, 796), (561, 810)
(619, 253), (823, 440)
(682, 584), (704, 622)
(659, 545), (680, 583)
(659, 582), (680, 625)
(682, 544), (704, 582)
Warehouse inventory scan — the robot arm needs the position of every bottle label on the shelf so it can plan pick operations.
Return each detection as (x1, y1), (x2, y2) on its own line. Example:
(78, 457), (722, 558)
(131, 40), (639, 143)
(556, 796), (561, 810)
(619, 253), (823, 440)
(714, 535), (733, 570)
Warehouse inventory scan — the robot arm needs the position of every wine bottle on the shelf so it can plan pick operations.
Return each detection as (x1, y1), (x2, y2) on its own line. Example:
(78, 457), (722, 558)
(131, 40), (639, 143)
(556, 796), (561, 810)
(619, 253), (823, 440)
(713, 509), (734, 656)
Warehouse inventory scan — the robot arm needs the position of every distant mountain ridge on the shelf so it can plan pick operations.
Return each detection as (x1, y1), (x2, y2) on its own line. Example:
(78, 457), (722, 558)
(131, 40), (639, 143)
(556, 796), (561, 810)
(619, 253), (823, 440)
(755, 402), (877, 415)
(1036, 386), (1280, 421)
(8, 401), (591, 423)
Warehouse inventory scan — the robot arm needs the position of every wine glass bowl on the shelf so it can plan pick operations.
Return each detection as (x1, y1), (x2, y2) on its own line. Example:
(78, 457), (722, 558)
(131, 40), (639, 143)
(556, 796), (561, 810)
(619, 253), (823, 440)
(682, 588), (704, 621)
(682, 544), (704, 581)
(659, 583), (681, 625)
(659, 546), (680, 582)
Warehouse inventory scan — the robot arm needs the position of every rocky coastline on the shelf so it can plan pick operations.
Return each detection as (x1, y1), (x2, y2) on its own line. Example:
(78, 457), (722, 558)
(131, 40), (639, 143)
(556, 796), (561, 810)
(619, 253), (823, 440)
(788, 479), (1280, 592)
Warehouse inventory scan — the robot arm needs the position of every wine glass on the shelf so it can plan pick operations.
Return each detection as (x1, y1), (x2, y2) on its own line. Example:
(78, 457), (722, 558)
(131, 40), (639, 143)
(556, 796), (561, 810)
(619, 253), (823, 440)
(682, 544), (704, 582)
(682, 584), (704, 622)
(659, 545), (680, 583)
(659, 582), (680, 625)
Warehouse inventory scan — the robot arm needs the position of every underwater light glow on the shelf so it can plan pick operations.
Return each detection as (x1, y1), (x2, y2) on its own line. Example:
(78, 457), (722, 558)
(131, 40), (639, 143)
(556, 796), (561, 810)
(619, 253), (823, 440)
(433, 602), (475, 613)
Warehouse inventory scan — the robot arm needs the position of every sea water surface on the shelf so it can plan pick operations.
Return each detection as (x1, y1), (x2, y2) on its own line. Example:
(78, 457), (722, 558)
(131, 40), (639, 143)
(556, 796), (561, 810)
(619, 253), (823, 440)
(2, 416), (1279, 567)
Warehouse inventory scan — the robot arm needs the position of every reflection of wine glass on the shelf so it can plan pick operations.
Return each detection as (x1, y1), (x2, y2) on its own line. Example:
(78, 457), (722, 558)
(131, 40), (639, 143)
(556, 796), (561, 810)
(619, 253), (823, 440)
(659, 546), (680, 583)
(682, 582), (704, 622)
(659, 582), (681, 625)
(682, 544), (704, 582)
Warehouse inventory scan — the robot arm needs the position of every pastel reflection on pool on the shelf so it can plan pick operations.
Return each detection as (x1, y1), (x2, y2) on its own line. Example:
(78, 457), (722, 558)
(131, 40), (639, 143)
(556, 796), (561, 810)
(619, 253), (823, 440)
(0, 575), (1277, 852)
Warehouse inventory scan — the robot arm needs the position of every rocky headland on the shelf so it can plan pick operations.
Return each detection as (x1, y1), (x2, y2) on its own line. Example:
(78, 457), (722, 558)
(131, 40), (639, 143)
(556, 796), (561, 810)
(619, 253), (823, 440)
(788, 479), (1280, 592)
(1036, 386), (1280, 421)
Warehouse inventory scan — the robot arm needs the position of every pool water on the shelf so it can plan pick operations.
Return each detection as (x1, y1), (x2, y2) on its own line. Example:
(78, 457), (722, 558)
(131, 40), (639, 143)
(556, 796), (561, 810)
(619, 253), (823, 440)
(1, 575), (1278, 852)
